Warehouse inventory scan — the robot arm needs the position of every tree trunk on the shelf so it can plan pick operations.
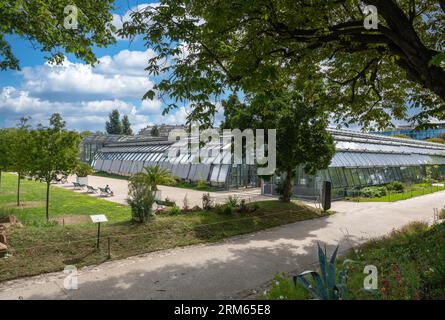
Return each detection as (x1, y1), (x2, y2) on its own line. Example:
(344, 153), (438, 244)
(46, 181), (50, 222)
(281, 169), (293, 203)
(17, 173), (21, 206)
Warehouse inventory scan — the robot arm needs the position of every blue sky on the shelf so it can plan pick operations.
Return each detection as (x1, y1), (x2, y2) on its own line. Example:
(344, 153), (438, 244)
(0, 1), (199, 133)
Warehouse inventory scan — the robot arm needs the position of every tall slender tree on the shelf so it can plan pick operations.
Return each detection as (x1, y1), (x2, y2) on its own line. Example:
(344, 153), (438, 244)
(122, 115), (133, 135)
(105, 109), (122, 134)
(0, 129), (11, 192)
(31, 114), (81, 221)
(8, 117), (33, 206)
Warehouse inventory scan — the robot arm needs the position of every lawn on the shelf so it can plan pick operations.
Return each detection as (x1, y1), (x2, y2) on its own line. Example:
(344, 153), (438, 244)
(0, 172), (329, 282)
(266, 217), (445, 300)
(346, 183), (445, 202)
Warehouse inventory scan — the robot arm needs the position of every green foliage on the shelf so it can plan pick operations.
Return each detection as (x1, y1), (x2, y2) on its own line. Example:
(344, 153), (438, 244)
(239, 199), (248, 214)
(222, 91), (335, 202)
(74, 162), (94, 177)
(150, 125), (160, 137)
(294, 244), (348, 300)
(196, 179), (207, 190)
(425, 137), (445, 144)
(386, 181), (404, 193)
(105, 109), (122, 134)
(266, 273), (310, 300)
(141, 166), (176, 191)
(222, 205), (233, 216)
(119, 0), (445, 129)
(0, 0), (115, 71)
(30, 115), (82, 221)
(127, 174), (156, 223)
(225, 195), (239, 207)
(121, 115), (133, 136)
(360, 186), (387, 198)
(167, 206), (182, 216)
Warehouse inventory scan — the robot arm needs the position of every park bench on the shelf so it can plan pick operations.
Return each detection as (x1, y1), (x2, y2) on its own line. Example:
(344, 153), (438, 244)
(87, 185), (99, 194)
(99, 187), (114, 197)
(73, 182), (86, 190)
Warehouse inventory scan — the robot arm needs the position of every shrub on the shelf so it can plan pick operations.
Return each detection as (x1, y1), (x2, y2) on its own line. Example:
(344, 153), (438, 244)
(127, 174), (156, 223)
(168, 206), (182, 215)
(225, 195), (239, 207)
(197, 179), (207, 190)
(222, 205), (233, 215)
(163, 197), (176, 207)
(251, 202), (260, 211)
(202, 193), (212, 210)
(360, 186), (387, 198)
(74, 162), (94, 177)
(239, 199), (249, 213)
(386, 181), (405, 193)
(265, 273), (309, 300)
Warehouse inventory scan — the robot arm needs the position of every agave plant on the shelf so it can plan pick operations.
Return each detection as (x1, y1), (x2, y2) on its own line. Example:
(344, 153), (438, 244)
(293, 243), (348, 300)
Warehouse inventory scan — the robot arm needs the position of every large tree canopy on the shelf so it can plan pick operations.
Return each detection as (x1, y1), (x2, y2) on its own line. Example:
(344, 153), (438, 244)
(0, 0), (116, 70)
(120, 0), (445, 128)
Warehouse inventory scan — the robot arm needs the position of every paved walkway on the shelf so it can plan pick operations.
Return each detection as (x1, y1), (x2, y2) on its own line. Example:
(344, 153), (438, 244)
(58, 175), (268, 208)
(1, 191), (444, 300)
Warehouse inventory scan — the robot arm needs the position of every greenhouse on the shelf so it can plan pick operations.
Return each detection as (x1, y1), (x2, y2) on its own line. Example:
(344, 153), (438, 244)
(262, 129), (445, 199)
(87, 128), (445, 198)
(90, 134), (259, 189)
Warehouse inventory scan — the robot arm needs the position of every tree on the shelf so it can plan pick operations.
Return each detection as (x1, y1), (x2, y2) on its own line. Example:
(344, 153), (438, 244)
(121, 115), (133, 135)
(0, 129), (11, 192)
(119, 1), (445, 128)
(222, 91), (335, 202)
(0, 0), (115, 71)
(150, 125), (160, 137)
(31, 114), (81, 221)
(105, 109), (122, 134)
(8, 117), (33, 206)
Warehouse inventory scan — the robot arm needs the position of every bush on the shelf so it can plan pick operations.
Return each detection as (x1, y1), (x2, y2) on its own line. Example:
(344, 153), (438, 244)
(74, 162), (94, 177)
(386, 181), (405, 193)
(360, 186), (387, 198)
(127, 174), (156, 223)
(222, 205), (233, 215)
(225, 195), (239, 207)
(197, 179), (207, 190)
(168, 206), (182, 215)
(239, 199), (249, 213)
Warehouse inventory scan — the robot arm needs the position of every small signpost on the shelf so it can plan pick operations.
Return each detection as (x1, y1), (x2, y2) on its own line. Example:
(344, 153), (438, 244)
(90, 214), (108, 249)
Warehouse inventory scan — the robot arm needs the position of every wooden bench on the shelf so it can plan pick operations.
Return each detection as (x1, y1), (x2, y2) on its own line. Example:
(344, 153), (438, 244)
(99, 187), (114, 197)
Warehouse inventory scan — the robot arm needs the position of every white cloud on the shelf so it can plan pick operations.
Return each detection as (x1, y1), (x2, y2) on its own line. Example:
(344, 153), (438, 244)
(96, 49), (155, 76)
(21, 56), (153, 101)
(112, 3), (160, 40)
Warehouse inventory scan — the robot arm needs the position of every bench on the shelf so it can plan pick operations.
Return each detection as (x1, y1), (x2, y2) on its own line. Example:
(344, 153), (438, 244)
(87, 185), (99, 194)
(73, 182), (86, 190)
(99, 187), (114, 197)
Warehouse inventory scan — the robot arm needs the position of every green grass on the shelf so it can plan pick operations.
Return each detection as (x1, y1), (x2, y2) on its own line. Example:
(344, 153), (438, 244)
(0, 172), (329, 282)
(266, 220), (445, 300)
(347, 183), (445, 202)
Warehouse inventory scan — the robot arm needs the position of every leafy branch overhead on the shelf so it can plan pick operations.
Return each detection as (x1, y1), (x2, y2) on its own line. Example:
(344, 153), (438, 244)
(119, 0), (445, 128)
(0, 0), (116, 70)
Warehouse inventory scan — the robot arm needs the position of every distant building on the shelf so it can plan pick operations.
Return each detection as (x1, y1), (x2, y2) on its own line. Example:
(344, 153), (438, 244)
(373, 122), (445, 140)
(138, 124), (187, 137)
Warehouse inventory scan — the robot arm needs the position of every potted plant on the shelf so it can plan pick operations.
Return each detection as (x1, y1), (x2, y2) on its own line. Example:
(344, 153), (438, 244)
(75, 162), (93, 185)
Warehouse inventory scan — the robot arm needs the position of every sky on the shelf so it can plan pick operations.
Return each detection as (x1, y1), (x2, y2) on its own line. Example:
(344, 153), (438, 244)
(0, 0), (201, 134)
